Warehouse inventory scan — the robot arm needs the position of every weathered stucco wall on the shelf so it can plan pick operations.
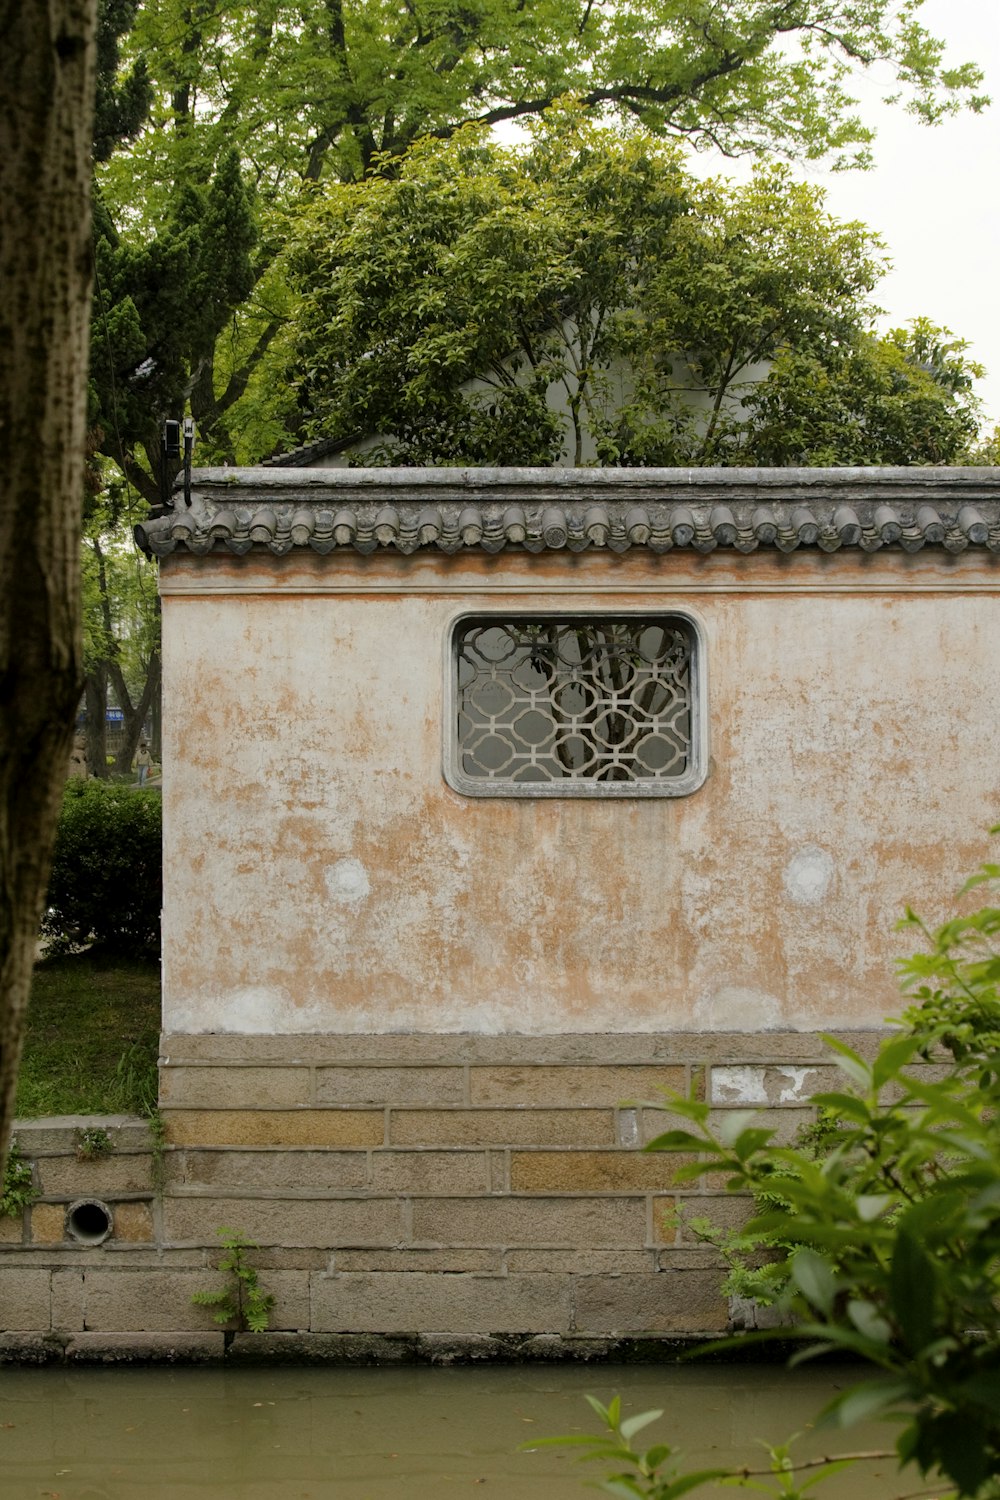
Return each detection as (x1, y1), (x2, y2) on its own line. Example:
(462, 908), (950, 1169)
(160, 545), (1000, 1036)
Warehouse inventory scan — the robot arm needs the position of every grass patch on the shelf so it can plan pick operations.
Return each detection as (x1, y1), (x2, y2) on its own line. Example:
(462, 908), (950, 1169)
(16, 950), (160, 1118)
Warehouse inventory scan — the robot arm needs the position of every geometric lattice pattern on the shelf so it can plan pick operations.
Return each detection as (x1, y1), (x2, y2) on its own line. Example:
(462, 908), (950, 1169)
(455, 617), (693, 787)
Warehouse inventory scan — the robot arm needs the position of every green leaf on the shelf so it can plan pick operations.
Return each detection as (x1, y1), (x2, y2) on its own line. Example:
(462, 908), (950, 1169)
(644, 1130), (710, 1154)
(657, 1469), (734, 1497)
(889, 1228), (937, 1352)
(855, 1194), (894, 1222)
(718, 1111), (759, 1146)
(821, 1038), (873, 1091)
(619, 1410), (664, 1441)
(846, 1299), (892, 1345)
(820, 1378), (912, 1428)
(790, 1249), (837, 1314)
(598, 1480), (646, 1499)
(871, 1033), (921, 1088)
(808, 1091), (871, 1123)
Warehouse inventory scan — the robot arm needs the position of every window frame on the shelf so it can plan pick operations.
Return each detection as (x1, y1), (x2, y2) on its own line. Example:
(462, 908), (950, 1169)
(443, 608), (709, 799)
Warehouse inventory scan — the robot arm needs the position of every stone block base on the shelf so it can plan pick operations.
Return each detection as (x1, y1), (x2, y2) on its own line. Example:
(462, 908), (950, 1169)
(0, 1031), (883, 1353)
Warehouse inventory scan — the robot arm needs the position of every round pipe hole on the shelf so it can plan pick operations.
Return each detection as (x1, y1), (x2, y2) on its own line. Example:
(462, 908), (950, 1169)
(66, 1199), (113, 1245)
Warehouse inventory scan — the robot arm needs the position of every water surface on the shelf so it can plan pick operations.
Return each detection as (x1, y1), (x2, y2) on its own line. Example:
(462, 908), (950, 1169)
(2, 1363), (908, 1500)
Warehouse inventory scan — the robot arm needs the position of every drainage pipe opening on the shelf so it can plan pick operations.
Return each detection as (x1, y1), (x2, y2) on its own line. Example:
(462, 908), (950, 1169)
(66, 1199), (113, 1245)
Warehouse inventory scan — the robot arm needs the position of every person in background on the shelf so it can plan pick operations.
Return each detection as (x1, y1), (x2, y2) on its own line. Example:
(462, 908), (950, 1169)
(135, 740), (152, 786)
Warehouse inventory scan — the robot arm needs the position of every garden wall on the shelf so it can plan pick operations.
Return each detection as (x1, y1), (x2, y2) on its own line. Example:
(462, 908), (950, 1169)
(3, 467), (996, 1357)
(0, 1029), (878, 1360)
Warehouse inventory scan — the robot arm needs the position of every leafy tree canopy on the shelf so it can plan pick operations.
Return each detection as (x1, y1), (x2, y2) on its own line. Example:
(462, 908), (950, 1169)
(280, 118), (984, 467)
(88, 0), (986, 484)
(90, 147), (257, 503)
(114, 0), (986, 194)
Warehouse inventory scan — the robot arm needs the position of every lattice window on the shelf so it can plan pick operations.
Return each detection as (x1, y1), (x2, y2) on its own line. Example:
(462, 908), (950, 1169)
(447, 615), (705, 797)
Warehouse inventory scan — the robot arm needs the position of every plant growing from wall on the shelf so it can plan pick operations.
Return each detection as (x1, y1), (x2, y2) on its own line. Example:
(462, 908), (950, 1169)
(1, 1138), (37, 1218)
(535, 843), (1000, 1499)
(146, 1109), (167, 1196)
(192, 1228), (275, 1334)
(74, 1127), (113, 1162)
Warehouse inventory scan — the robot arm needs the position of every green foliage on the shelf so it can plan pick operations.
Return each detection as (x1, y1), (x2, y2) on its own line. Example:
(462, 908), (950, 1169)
(0, 1139), (37, 1219)
(737, 321), (983, 467)
(93, 0), (151, 165)
(81, 482), (161, 779)
(895, 827), (1000, 1074)
(120, 0), (985, 189)
(287, 120), (692, 465)
(528, 1398), (887, 1499)
(192, 1229), (275, 1334)
(92, 0), (985, 483)
(90, 146), (257, 498)
(283, 120), (984, 469)
(41, 781), (162, 957)
(669, 1110), (846, 1311)
(74, 1127), (113, 1163)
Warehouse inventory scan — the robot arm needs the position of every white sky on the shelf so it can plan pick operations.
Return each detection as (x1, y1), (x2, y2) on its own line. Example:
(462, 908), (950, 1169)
(702, 0), (1000, 429)
(808, 0), (999, 429)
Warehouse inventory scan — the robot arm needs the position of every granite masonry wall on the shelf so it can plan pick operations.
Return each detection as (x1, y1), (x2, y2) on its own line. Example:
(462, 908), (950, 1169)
(0, 1030), (880, 1361)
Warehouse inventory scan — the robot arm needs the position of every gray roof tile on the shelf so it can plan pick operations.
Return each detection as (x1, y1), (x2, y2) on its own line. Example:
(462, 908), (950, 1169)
(135, 466), (1000, 559)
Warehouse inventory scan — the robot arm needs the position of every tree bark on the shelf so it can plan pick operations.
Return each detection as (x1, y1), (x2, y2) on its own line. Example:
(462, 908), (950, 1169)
(85, 667), (109, 777)
(110, 651), (160, 777)
(0, 0), (96, 1174)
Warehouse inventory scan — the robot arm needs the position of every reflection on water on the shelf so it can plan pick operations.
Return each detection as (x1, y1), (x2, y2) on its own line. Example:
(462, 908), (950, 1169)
(2, 1363), (906, 1500)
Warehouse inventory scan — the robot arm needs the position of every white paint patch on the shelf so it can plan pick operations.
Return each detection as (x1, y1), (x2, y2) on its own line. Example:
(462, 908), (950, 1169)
(783, 846), (834, 906)
(695, 985), (782, 1030)
(712, 1064), (819, 1105)
(325, 858), (370, 904)
(712, 1066), (769, 1105)
(171, 985), (332, 1034)
(774, 1066), (818, 1102)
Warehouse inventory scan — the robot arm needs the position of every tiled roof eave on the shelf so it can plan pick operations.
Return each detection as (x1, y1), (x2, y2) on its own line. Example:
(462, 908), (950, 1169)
(134, 466), (1000, 558)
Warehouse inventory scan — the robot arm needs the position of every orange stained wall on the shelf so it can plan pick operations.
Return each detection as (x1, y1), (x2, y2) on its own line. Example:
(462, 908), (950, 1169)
(159, 545), (1000, 1035)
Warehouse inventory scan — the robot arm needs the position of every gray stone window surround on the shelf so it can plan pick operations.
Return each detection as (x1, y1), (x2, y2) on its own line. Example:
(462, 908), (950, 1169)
(443, 607), (709, 799)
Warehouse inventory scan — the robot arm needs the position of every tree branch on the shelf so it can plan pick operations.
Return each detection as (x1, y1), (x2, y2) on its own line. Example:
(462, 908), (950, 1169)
(195, 317), (283, 428)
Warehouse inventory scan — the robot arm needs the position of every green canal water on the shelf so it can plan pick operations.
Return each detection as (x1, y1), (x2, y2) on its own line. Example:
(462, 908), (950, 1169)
(1, 1363), (911, 1500)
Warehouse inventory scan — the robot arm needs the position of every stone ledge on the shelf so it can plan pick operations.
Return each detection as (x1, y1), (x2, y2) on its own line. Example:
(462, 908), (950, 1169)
(160, 1030), (889, 1066)
(11, 1116), (152, 1154)
(0, 1333), (64, 1364)
(0, 1326), (802, 1365)
(64, 1331), (226, 1363)
(224, 1330), (734, 1365)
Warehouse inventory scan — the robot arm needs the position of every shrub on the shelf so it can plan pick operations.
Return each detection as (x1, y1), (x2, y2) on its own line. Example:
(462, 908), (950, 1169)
(42, 780), (161, 955)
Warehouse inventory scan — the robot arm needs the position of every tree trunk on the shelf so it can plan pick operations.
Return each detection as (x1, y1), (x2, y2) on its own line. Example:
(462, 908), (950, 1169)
(110, 652), (161, 777)
(85, 667), (109, 777)
(0, 0), (96, 1174)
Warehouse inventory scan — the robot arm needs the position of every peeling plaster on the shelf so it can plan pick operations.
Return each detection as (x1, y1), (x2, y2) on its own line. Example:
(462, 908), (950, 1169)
(783, 846), (835, 906)
(712, 1065), (818, 1105)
